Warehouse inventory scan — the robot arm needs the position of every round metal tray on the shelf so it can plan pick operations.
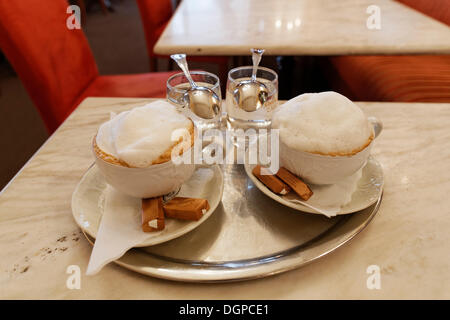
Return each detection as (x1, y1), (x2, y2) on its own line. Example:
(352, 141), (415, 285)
(82, 163), (382, 282)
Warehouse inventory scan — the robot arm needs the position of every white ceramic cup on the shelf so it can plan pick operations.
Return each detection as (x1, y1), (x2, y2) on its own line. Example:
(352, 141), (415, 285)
(93, 146), (195, 198)
(279, 117), (382, 185)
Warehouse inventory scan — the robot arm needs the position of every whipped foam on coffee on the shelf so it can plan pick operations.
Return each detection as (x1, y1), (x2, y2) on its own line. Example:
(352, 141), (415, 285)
(96, 101), (192, 168)
(272, 92), (373, 155)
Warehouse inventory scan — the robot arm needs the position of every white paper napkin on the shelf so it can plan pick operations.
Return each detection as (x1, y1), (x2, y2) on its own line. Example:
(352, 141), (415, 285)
(86, 167), (214, 276)
(284, 168), (363, 217)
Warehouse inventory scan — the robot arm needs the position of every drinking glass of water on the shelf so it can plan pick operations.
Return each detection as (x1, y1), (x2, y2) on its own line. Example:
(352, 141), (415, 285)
(167, 71), (222, 130)
(226, 66), (278, 130)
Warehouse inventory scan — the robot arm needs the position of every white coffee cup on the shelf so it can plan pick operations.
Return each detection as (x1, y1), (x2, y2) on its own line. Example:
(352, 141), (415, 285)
(93, 145), (195, 198)
(279, 117), (382, 185)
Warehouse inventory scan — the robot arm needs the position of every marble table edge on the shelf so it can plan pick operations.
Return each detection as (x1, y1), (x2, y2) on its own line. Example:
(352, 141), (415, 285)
(1, 96), (449, 196)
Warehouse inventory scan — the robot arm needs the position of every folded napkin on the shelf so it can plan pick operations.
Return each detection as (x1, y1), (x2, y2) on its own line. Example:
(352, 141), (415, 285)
(86, 167), (213, 276)
(284, 168), (362, 217)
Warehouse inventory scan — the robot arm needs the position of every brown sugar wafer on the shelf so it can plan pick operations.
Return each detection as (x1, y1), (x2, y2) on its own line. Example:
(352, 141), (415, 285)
(142, 197), (165, 232)
(252, 165), (291, 195)
(276, 167), (313, 200)
(163, 197), (210, 221)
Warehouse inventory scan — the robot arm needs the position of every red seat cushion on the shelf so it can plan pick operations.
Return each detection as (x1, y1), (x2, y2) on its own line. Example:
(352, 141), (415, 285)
(0, 0), (99, 133)
(330, 55), (450, 102)
(397, 0), (450, 26)
(72, 71), (178, 110)
(79, 71), (178, 99)
(0, 0), (182, 133)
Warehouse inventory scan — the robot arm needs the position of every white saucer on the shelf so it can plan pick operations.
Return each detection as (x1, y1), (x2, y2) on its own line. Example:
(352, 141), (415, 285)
(71, 164), (224, 247)
(244, 156), (383, 216)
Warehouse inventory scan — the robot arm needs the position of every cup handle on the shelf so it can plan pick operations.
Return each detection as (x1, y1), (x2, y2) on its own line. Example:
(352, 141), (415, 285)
(368, 116), (383, 139)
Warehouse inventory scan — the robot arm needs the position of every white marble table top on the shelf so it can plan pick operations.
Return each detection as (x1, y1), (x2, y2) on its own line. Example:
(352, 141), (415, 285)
(154, 0), (450, 56)
(0, 97), (449, 299)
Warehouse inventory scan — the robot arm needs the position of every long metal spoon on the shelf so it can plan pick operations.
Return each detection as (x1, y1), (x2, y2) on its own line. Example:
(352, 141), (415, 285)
(170, 53), (221, 119)
(233, 48), (269, 112)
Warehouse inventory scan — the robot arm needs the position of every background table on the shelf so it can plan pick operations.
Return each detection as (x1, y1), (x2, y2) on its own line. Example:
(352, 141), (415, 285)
(1, 97), (449, 299)
(155, 0), (450, 56)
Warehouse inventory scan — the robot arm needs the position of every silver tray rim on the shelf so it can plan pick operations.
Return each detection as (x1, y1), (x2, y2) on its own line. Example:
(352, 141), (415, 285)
(82, 191), (383, 283)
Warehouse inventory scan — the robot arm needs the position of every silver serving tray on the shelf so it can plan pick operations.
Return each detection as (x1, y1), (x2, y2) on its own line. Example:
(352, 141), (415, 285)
(83, 164), (382, 282)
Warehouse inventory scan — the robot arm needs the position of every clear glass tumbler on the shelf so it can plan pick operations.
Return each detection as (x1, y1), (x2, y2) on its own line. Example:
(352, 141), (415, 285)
(226, 66), (278, 130)
(167, 71), (222, 130)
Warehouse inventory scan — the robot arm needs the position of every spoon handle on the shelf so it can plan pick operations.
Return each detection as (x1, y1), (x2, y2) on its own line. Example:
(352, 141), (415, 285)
(170, 53), (197, 88)
(251, 48), (265, 81)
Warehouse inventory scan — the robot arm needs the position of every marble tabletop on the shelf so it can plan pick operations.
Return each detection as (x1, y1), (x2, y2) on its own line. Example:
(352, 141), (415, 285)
(154, 0), (450, 56)
(0, 97), (449, 299)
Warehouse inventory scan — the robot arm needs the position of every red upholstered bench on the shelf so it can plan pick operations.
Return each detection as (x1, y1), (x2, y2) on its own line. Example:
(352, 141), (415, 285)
(327, 0), (450, 102)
